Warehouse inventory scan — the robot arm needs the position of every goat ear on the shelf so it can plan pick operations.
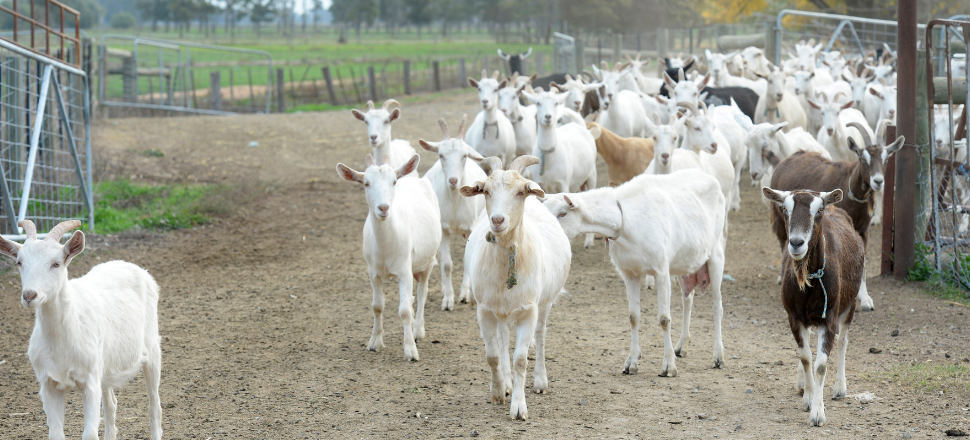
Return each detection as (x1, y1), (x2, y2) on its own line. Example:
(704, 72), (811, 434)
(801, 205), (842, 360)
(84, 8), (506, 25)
(847, 137), (865, 155)
(466, 147), (485, 162)
(884, 135), (906, 156)
(563, 195), (578, 209)
(772, 121), (789, 133)
(588, 123), (602, 140)
(549, 81), (562, 91)
(642, 115), (657, 135)
(468, 77), (479, 88)
(521, 91), (538, 104)
(63, 231), (85, 264)
(753, 71), (768, 79)
(663, 71), (677, 88)
(498, 79), (508, 89)
(396, 154), (420, 178)
(336, 163), (364, 183)
(840, 100), (854, 110)
(820, 189), (843, 206)
(868, 87), (881, 97)
(525, 181), (545, 198)
(418, 139), (439, 153)
(807, 99), (822, 110)
(389, 108), (401, 122)
(699, 72), (711, 89)
(761, 187), (789, 205)
(0, 236), (20, 259)
(351, 109), (366, 121)
(459, 181), (485, 197)
(705, 49), (712, 60)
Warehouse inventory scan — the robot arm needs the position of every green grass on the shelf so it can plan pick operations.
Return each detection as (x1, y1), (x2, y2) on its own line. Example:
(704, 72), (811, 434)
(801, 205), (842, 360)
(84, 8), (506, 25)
(93, 180), (228, 234)
(908, 243), (970, 303)
(885, 363), (970, 394)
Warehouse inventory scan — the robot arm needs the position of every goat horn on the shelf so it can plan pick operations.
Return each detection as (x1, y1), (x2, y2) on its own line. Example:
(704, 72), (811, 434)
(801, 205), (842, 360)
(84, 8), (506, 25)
(366, 100), (375, 111)
(18, 220), (36, 240)
(438, 118), (450, 139)
(845, 122), (874, 147)
(492, 70), (500, 79)
(676, 101), (699, 116)
(457, 114), (468, 139)
(382, 99), (401, 112)
(481, 157), (503, 176)
(508, 155), (539, 174)
(45, 220), (80, 242)
(833, 91), (846, 102)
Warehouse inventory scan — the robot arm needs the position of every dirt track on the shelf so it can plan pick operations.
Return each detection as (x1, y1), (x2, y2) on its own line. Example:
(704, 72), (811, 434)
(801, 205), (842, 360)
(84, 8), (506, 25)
(0, 92), (968, 439)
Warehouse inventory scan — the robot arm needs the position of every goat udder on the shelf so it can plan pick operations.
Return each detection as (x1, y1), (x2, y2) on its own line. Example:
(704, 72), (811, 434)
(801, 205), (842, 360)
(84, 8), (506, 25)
(680, 263), (711, 296)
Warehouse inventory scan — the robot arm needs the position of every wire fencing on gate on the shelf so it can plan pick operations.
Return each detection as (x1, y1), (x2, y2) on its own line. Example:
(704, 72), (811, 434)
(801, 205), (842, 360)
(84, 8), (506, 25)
(0, 0), (93, 239)
(98, 34), (273, 116)
(772, 10), (928, 64)
(920, 19), (970, 288)
(553, 32), (575, 75)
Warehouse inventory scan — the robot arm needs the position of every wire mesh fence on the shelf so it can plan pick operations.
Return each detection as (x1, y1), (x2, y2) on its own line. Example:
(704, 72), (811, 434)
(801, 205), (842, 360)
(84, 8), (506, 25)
(0, 40), (93, 237)
(774, 10), (928, 64)
(917, 20), (970, 289)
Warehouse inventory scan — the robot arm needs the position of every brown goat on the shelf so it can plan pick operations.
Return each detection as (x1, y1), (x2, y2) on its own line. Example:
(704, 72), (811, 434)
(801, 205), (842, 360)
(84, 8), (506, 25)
(767, 124), (903, 311)
(763, 188), (864, 428)
(586, 121), (655, 187)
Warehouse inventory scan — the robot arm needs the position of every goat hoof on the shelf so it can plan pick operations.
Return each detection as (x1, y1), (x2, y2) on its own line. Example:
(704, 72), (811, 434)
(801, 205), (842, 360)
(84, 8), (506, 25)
(623, 364), (638, 375)
(712, 358), (724, 369)
(658, 366), (677, 377)
(675, 347), (688, 358)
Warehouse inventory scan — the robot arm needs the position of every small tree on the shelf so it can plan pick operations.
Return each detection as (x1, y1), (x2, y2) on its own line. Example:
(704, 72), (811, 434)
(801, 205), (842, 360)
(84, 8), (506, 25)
(249, 0), (276, 37)
(110, 12), (138, 29)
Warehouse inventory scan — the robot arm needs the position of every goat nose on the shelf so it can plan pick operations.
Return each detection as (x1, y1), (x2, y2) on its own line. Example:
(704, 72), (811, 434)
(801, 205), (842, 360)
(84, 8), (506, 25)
(370, 135), (378, 140)
(22, 291), (37, 302)
(377, 204), (389, 213)
(789, 238), (805, 248)
(874, 176), (884, 185)
(661, 153), (669, 159)
(827, 128), (834, 136)
(448, 177), (458, 187)
(491, 215), (505, 226)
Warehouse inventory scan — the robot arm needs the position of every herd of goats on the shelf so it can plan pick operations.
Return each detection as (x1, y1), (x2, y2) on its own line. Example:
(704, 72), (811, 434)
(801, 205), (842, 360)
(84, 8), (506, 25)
(0, 40), (963, 440)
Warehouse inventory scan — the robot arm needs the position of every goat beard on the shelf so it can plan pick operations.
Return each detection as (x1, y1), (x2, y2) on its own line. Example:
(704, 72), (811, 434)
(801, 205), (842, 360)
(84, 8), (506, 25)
(790, 256), (812, 291)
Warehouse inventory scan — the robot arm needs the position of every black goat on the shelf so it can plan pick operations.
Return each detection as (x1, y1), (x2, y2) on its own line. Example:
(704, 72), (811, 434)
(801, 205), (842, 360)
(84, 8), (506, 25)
(498, 48), (532, 76)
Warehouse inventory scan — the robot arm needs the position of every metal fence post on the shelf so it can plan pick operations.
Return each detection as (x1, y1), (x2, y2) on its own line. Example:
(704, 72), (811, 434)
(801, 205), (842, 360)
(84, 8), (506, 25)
(432, 61), (441, 92)
(276, 68), (285, 112)
(458, 58), (466, 88)
(322, 66), (338, 105)
(367, 65), (377, 101)
(210, 71), (222, 111)
(403, 60), (411, 95)
(535, 52), (544, 76)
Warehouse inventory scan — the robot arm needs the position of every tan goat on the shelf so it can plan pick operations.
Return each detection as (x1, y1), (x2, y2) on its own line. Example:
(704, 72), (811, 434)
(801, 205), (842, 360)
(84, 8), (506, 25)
(587, 121), (655, 187)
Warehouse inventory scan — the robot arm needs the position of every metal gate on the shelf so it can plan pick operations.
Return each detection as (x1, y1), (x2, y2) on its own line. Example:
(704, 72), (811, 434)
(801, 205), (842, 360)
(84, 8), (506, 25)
(553, 32), (576, 75)
(0, 0), (93, 239)
(773, 10), (927, 64)
(98, 35), (274, 116)
(923, 19), (970, 288)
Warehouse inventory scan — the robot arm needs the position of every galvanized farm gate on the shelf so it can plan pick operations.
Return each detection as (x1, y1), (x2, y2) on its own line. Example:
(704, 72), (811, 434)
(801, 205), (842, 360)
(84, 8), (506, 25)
(923, 19), (970, 288)
(0, 0), (93, 239)
(772, 10), (928, 64)
(98, 34), (274, 115)
(553, 32), (576, 75)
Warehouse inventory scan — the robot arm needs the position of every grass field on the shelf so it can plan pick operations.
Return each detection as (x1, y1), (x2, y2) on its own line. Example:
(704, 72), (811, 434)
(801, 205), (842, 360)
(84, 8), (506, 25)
(94, 26), (551, 101)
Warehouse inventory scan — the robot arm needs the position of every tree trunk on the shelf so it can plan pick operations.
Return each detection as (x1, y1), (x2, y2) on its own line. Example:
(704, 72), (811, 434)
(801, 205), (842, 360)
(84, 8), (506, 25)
(356, 21), (362, 44)
(152, 19), (158, 32)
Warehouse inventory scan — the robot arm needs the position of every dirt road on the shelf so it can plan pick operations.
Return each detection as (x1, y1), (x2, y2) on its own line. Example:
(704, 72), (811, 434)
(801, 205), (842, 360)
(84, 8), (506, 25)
(0, 93), (967, 439)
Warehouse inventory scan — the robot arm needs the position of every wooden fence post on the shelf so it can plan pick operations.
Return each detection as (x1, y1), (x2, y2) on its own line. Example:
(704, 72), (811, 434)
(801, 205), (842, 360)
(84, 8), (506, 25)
(210, 71), (222, 111)
(322, 66), (338, 105)
(403, 60), (412, 95)
(276, 68), (285, 112)
(433, 61), (441, 92)
(368, 66), (377, 102)
(458, 58), (467, 88)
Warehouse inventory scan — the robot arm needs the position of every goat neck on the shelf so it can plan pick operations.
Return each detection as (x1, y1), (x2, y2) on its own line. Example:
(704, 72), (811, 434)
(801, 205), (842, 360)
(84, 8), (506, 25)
(482, 100), (503, 125)
(35, 279), (80, 349)
(846, 159), (872, 204)
(535, 117), (558, 153)
(580, 191), (624, 239)
(789, 216), (826, 290)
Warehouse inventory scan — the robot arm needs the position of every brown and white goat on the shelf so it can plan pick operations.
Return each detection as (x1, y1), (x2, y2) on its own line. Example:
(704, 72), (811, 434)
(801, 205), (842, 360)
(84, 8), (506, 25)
(762, 188), (864, 427)
(768, 123), (904, 311)
(586, 121), (654, 187)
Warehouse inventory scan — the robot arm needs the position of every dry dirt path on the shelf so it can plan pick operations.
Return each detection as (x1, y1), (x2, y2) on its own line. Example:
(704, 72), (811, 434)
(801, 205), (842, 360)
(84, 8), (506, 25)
(0, 93), (967, 439)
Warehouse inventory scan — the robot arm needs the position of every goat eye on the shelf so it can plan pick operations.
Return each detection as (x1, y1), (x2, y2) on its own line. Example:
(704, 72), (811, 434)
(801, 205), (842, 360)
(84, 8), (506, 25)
(51, 262), (60, 269)
(16, 261), (22, 267)
(557, 212), (567, 218)
(393, 180), (398, 185)
(364, 183), (370, 188)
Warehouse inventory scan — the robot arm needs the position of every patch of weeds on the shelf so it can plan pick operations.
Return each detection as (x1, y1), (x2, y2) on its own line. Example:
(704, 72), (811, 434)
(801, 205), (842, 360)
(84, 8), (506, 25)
(94, 179), (261, 234)
(908, 243), (970, 304)
(142, 149), (164, 157)
(286, 102), (356, 113)
(885, 363), (970, 395)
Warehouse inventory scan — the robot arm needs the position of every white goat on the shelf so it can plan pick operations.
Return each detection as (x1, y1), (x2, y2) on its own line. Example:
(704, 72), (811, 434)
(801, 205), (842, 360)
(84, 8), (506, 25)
(420, 116), (487, 310)
(497, 82), (538, 157)
(336, 154), (442, 361)
(709, 103), (749, 212)
(459, 155), (571, 421)
(466, 70), (517, 164)
(522, 88), (598, 248)
(842, 69), (875, 111)
(0, 220), (162, 440)
(755, 66), (808, 132)
(542, 168), (727, 376)
(550, 74), (598, 114)
(810, 95), (872, 163)
(351, 99), (418, 170)
(595, 71), (649, 138)
(792, 40), (823, 72)
(741, 47), (772, 80)
(863, 80), (897, 130)
(735, 115), (832, 193)
(624, 53), (664, 95)
(707, 49), (767, 96)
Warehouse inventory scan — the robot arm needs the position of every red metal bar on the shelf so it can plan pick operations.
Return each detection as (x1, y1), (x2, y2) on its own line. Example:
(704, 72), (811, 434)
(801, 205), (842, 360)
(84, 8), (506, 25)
(881, 125), (897, 275)
(894, 0), (918, 279)
(12, 0), (17, 43)
(957, 105), (967, 142)
(29, 0), (34, 50)
(59, 4), (64, 62)
(45, 0), (49, 55)
(0, 1), (84, 68)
